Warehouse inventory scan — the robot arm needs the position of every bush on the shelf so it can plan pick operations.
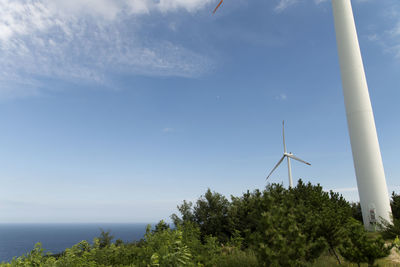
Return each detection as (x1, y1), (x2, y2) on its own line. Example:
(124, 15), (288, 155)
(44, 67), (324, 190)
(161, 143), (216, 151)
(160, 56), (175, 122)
(216, 248), (259, 267)
(339, 218), (392, 267)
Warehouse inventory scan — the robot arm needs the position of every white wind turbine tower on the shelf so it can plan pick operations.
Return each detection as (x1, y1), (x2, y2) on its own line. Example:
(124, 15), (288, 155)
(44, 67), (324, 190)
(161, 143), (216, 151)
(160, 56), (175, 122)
(266, 121), (311, 188)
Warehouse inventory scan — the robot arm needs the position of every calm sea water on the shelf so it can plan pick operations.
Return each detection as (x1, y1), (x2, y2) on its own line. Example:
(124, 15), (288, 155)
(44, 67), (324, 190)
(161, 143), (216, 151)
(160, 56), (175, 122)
(0, 223), (151, 263)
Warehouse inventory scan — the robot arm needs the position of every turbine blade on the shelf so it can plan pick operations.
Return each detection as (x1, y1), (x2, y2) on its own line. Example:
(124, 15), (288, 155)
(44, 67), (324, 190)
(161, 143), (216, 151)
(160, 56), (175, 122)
(266, 155), (286, 180)
(286, 154), (311, 165)
(213, 0), (223, 14)
(282, 120), (287, 153)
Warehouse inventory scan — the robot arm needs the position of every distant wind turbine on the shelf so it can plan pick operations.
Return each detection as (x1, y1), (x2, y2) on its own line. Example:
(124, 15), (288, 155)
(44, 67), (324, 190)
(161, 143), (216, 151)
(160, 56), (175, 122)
(266, 121), (311, 188)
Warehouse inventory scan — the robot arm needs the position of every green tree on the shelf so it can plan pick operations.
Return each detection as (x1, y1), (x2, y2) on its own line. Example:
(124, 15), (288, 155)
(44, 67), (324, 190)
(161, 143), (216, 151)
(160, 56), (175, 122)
(286, 181), (351, 264)
(391, 192), (400, 220)
(194, 189), (231, 243)
(228, 189), (264, 248)
(316, 191), (353, 264)
(379, 215), (400, 239)
(144, 225), (195, 266)
(339, 218), (392, 267)
(8, 243), (49, 267)
(171, 200), (195, 226)
(351, 202), (363, 222)
(379, 192), (400, 239)
(250, 183), (327, 266)
(98, 229), (114, 248)
(153, 220), (170, 233)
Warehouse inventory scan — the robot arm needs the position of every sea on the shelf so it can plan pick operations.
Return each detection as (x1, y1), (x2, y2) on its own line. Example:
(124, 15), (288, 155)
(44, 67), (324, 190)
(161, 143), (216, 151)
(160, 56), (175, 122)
(0, 223), (151, 263)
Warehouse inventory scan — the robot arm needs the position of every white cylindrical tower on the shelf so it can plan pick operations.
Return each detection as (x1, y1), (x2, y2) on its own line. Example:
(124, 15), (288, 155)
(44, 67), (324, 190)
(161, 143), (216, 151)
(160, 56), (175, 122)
(287, 157), (293, 188)
(331, 0), (392, 229)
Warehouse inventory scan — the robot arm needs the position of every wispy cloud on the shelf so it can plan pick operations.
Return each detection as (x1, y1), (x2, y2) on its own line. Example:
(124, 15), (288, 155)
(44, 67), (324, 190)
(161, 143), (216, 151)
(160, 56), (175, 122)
(389, 22), (400, 37)
(276, 0), (372, 12)
(274, 0), (298, 13)
(366, 17), (400, 59)
(275, 0), (328, 12)
(331, 187), (358, 193)
(275, 93), (287, 100)
(277, 0), (400, 62)
(162, 127), (175, 133)
(46, 0), (216, 19)
(0, 0), (215, 97)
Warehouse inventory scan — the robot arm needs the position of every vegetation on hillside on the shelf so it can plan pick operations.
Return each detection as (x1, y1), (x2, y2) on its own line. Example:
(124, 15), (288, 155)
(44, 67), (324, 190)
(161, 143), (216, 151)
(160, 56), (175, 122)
(1, 180), (398, 267)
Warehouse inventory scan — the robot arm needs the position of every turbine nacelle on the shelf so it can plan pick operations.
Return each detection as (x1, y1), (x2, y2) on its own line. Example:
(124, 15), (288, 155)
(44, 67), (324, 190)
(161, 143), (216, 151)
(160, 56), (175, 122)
(283, 152), (311, 166)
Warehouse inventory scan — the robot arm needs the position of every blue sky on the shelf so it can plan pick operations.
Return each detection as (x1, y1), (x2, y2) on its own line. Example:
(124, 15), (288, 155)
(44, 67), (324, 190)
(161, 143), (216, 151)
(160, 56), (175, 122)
(0, 0), (399, 223)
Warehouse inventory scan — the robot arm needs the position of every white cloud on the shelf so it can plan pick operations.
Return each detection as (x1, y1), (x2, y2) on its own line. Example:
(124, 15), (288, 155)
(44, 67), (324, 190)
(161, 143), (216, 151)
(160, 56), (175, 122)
(367, 34), (378, 41)
(382, 5), (400, 59)
(313, 0), (328, 4)
(367, 20), (400, 59)
(389, 45), (400, 58)
(274, 0), (298, 12)
(331, 187), (358, 193)
(46, 0), (215, 18)
(162, 127), (175, 133)
(0, 0), (215, 97)
(275, 93), (287, 100)
(275, 0), (331, 12)
(47, 0), (123, 20)
(278, 0), (372, 10)
(127, 0), (151, 14)
(156, 0), (214, 13)
(309, 0), (400, 62)
(389, 22), (400, 37)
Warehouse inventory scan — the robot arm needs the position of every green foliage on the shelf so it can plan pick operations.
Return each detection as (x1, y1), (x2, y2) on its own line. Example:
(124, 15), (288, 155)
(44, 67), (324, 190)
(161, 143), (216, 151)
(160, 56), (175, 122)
(251, 184), (327, 266)
(149, 232), (193, 267)
(115, 239), (124, 247)
(339, 218), (392, 267)
(393, 236), (400, 251)
(144, 225), (195, 266)
(178, 222), (202, 254)
(228, 189), (264, 247)
(3, 181), (397, 267)
(171, 180), (368, 266)
(290, 182), (350, 263)
(379, 192), (400, 239)
(226, 229), (244, 249)
(55, 240), (97, 267)
(391, 192), (400, 220)
(350, 202), (363, 223)
(98, 229), (114, 248)
(194, 189), (231, 243)
(153, 220), (170, 233)
(215, 248), (259, 267)
(314, 191), (353, 264)
(379, 216), (400, 240)
(172, 189), (231, 244)
(171, 200), (195, 226)
(7, 243), (53, 267)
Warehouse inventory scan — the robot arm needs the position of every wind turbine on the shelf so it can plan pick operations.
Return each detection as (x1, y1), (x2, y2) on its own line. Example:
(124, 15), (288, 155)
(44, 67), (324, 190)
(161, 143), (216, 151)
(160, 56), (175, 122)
(213, 0), (392, 228)
(331, 0), (391, 228)
(266, 121), (311, 188)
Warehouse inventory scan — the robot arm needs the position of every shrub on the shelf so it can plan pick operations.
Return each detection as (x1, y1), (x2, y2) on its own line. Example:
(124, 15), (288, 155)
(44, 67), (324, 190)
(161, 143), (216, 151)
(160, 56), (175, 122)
(216, 248), (259, 267)
(339, 218), (392, 267)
